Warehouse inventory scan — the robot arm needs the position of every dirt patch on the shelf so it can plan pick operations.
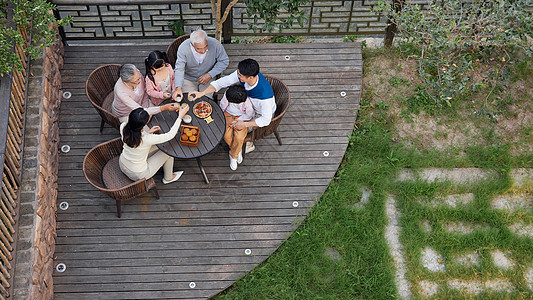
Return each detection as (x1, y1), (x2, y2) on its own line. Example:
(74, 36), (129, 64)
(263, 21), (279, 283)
(363, 50), (533, 155)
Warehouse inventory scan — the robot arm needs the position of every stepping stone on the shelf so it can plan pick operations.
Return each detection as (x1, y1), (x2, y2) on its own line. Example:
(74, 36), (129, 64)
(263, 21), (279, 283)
(508, 223), (533, 238)
(491, 250), (514, 270)
(448, 279), (484, 295)
(448, 279), (512, 295)
(421, 220), (432, 233)
(325, 248), (342, 261)
(454, 252), (480, 267)
(398, 168), (495, 184)
(421, 247), (446, 272)
(445, 221), (486, 234)
(510, 168), (533, 187)
(492, 194), (532, 212)
(441, 193), (474, 207)
(385, 195), (412, 299)
(419, 193), (474, 208)
(484, 279), (513, 293)
(351, 186), (371, 209)
(417, 280), (439, 297)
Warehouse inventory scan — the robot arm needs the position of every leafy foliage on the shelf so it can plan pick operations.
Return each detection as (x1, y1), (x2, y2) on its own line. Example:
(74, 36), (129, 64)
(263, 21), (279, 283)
(0, 0), (71, 76)
(271, 35), (302, 43)
(342, 34), (359, 42)
(245, 0), (308, 32)
(374, 0), (533, 110)
(167, 15), (185, 37)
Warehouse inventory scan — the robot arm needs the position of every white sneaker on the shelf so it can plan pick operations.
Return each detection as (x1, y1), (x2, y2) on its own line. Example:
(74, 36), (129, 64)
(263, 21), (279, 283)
(162, 171), (183, 184)
(245, 142), (255, 154)
(237, 151), (243, 164)
(230, 156), (238, 171)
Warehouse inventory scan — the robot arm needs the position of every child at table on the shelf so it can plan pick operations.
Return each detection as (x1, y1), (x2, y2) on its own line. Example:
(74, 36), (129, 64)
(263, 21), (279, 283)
(220, 84), (254, 170)
(145, 50), (176, 105)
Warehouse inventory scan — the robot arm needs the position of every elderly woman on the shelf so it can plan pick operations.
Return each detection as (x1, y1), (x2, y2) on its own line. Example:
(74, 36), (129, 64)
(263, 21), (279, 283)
(119, 104), (189, 184)
(112, 63), (177, 123)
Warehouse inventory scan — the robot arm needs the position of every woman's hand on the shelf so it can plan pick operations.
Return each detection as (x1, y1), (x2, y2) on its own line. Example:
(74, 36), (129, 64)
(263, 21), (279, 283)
(178, 103), (189, 119)
(173, 87), (183, 101)
(161, 103), (179, 111)
(163, 92), (171, 99)
(146, 126), (161, 134)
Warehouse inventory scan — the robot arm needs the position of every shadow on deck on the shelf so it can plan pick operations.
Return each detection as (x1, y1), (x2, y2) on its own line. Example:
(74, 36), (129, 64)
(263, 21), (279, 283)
(53, 42), (362, 299)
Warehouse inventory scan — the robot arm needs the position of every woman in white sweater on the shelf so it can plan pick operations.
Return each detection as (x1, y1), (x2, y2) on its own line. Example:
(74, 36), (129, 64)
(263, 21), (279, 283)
(119, 104), (189, 184)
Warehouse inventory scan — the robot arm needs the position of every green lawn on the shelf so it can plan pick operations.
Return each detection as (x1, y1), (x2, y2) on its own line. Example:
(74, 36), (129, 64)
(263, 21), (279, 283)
(215, 45), (533, 300)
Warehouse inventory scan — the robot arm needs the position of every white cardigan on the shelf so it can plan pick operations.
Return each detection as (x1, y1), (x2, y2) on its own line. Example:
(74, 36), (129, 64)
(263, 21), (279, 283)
(119, 117), (182, 173)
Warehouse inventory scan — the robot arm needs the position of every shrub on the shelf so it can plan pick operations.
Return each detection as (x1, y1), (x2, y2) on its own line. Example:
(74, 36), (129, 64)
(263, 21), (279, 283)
(374, 0), (533, 109)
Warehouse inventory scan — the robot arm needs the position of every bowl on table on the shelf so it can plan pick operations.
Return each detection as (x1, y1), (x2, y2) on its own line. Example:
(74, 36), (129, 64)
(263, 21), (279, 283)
(182, 114), (192, 124)
(179, 125), (200, 146)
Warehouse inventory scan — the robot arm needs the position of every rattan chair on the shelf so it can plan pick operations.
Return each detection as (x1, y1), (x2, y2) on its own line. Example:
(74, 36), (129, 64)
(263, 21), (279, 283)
(166, 34), (190, 68)
(86, 64), (121, 132)
(242, 76), (291, 156)
(83, 137), (159, 218)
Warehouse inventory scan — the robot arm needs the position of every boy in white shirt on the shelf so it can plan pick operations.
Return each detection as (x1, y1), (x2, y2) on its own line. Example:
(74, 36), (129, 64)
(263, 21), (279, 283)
(219, 85), (254, 170)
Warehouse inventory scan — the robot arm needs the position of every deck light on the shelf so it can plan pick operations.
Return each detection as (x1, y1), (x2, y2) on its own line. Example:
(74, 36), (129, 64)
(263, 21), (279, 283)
(61, 145), (70, 153)
(56, 263), (66, 272)
(59, 202), (69, 210)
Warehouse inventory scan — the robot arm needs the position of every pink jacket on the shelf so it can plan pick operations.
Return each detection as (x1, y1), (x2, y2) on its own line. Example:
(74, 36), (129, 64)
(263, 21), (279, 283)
(145, 63), (176, 105)
(112, 77), (161, 119)
(219, 94), (255, 121)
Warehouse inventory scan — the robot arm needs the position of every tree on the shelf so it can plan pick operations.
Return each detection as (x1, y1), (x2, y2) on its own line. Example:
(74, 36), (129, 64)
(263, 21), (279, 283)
(210, 0), (308, 42)
(0, 0), (71, 76)
(383, 0), (404, 47)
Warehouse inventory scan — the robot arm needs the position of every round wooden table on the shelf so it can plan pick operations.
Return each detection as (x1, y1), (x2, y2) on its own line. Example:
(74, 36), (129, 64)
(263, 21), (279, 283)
(150, 95), (225, 184)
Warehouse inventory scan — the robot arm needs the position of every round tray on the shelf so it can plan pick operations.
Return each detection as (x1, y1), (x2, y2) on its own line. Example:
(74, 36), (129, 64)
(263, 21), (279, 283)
(193, 101), (212, 119)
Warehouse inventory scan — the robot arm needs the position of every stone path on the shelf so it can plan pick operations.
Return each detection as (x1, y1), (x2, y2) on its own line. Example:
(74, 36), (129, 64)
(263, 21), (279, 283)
(384, 168), (533, 298)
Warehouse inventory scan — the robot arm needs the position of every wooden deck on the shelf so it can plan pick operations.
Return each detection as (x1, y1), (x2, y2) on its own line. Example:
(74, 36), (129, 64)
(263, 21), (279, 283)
(54, 42), (362, 299)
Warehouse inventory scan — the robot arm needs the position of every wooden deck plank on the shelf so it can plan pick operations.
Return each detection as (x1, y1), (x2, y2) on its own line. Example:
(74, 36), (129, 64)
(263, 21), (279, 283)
(53, 42), (361, 299)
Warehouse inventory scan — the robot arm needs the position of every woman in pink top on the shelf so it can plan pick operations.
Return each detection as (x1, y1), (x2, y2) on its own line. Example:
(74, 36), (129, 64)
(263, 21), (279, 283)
(145, 51), (177, 105)
(112, 64), (177, 123)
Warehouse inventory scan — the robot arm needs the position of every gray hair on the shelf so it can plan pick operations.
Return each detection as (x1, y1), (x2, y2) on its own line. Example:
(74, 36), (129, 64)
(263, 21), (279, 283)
(190, 29), (208, 45)
(119, 64), (139, 83)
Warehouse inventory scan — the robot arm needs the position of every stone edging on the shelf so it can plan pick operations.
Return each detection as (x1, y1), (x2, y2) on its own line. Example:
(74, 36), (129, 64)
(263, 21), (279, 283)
(13, 36), (63, 299)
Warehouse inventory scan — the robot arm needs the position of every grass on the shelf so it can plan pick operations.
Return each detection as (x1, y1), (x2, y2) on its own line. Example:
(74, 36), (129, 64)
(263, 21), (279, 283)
(214, 45), (533, 299)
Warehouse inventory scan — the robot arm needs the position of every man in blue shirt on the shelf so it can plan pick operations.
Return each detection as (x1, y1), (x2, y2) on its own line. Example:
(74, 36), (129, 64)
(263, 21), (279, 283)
(190, 59), (276, 168)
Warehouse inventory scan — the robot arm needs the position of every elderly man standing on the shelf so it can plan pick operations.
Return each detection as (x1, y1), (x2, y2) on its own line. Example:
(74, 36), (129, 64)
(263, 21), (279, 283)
(172, 29), (229, 100)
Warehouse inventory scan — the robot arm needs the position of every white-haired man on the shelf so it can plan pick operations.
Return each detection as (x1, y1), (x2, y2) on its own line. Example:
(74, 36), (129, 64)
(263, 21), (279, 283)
(172, 29), (229, 99)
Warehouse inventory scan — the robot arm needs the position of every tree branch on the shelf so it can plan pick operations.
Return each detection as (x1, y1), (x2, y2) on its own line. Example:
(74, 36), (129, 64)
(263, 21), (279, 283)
(210, 0), (217, 21)
(220, 0), (239, 25)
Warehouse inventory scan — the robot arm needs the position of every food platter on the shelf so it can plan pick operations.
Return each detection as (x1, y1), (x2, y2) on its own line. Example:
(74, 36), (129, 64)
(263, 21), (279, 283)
(193, 101), (212, 119)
